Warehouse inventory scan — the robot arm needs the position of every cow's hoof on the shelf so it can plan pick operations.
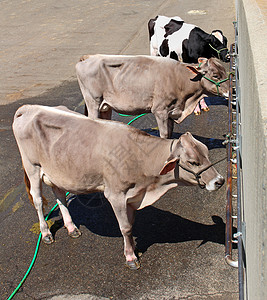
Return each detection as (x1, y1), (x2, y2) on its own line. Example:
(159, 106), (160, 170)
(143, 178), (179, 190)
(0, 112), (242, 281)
(68, 228), (82, 239)
(202, 107), (209, 112)
(125, 259), (140, 270)
(42, 234), (54, 244)
(194, 111), (201, 116)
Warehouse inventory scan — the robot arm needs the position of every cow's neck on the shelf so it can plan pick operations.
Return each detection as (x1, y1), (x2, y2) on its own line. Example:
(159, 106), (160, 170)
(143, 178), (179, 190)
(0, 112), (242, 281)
(136, 137), (174, 176)
(176, 90), (205, 123)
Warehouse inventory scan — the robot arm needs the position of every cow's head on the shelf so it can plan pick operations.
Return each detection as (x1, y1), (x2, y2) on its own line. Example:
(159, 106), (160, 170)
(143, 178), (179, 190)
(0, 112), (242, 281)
(187, 57), (229, 98)
(210, 30), (230, 62)
(160, 132), (225, 191)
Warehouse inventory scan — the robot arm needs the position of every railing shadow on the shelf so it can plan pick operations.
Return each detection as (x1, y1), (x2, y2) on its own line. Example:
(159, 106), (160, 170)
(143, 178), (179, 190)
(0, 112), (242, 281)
(204, 96), (228, 106)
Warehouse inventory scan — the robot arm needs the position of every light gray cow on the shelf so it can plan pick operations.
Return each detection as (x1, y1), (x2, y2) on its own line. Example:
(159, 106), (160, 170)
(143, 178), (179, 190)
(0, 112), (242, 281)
(76, 54), (229, 138)
(13, 105), (225, 269)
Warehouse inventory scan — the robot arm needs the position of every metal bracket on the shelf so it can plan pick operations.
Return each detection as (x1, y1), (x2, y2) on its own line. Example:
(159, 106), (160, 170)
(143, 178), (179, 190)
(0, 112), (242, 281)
(233, 232), (242, 239)
(222, 133), (237, 145)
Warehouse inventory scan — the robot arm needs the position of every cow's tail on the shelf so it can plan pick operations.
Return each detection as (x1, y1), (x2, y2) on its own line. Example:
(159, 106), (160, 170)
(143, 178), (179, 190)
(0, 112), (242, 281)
(23, 168), (48, 207)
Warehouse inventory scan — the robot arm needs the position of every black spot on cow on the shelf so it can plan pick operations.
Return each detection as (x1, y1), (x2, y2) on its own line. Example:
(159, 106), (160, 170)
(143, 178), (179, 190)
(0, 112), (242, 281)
(170, 51), (178, 61)
(164, 19), (184, 38)
(148, 16), (158, 40)
(159, 39), (169, 57)
(183, 27), (214, 63)
(182, 39), (190, 62)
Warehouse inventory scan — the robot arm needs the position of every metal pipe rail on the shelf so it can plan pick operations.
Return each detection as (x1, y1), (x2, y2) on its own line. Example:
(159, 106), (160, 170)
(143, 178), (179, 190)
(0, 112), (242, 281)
(225, 38), (245, 300)
(225, 42), (238, 268)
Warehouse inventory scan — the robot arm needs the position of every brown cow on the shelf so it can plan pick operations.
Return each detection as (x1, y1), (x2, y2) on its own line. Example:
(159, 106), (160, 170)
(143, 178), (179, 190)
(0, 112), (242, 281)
(13, 105), (224, 269)
(76, 54), (229, 138)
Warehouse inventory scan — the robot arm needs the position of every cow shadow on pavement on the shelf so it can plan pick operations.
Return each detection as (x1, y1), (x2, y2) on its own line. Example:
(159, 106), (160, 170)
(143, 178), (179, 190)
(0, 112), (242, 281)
(49, 193), (236, 254)
(144, 129), (226, 151)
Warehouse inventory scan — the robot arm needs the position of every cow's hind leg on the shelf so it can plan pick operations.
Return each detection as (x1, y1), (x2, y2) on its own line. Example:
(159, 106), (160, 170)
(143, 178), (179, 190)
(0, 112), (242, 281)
(24, 165), (54, 244)
(52, 186), (81, 238)
(108, 194), (140, 270)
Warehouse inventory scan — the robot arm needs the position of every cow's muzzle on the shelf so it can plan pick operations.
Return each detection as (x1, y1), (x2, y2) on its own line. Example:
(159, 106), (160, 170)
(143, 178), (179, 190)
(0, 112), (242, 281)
(178, 156), (227, 189)
(205, 175), (225, 191)
(223, 53), (231, 62)
(209, 44), (229, 61)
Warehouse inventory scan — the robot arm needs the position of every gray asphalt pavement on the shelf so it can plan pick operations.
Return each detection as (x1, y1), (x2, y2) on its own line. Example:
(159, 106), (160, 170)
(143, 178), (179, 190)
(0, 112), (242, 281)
(0, 0), (238, 299)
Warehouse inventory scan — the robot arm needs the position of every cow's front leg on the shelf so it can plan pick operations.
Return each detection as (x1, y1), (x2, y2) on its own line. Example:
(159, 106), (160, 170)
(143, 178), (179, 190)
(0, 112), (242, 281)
(83, 97), (103, 119)
(52, 187), (81, 239)
(154, 112), (173, 139)
(194, 102), (201, 115)
(168, 118), (174, 138)
(200, 98), (209, 112)
(109, 197), (140, 270)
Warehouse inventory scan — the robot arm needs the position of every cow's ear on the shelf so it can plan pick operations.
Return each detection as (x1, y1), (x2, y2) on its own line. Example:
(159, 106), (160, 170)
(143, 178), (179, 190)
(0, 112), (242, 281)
(187, 58), (209, 75)
(198, 57), (208, 65)
(186, 66), (199, 75)
(160, 158), (178, 175)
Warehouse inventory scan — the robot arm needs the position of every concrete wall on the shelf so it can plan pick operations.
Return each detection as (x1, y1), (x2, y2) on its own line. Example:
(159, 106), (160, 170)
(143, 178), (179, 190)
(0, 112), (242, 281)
(236, 0), (267, 298)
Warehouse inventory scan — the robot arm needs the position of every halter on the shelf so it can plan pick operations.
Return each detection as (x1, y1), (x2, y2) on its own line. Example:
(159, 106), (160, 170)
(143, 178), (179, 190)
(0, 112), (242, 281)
(209, 43), (228, 60)
(203, 72), (234, 96)
(177, 156), (227, 189)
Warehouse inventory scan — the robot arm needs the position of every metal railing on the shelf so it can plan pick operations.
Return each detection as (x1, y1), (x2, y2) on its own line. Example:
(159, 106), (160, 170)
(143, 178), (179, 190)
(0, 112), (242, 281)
(225, 42), (238, 268)
(225, 24), (245, 299)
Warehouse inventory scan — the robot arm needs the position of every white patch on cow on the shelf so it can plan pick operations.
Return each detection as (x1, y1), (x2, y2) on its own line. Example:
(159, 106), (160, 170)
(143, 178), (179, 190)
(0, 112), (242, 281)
(150, 15), (184, 56)
(205, 175), (224, 191)
(212, 31), (223, 44)
(167, 23), (196, 58)
(187, 10), (207, 15)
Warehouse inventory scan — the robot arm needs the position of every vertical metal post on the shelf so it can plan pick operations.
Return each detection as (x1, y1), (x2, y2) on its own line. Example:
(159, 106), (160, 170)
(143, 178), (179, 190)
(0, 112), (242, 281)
(224, 18), (245, 298)
(234, 27), (245, 300)
(225, 43), (238, 268)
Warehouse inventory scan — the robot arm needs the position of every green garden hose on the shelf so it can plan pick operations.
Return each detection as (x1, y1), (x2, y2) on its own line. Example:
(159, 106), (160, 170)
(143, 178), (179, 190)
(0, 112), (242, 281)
(7, 201), (60, 300)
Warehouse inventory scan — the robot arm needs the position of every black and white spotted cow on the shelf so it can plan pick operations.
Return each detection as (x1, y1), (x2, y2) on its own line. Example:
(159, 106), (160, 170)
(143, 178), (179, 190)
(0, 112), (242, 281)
(148, 15), (230, 114)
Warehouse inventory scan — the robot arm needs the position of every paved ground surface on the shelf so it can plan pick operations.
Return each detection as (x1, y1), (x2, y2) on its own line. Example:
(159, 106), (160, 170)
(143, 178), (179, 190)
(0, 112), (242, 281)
(0, 0), (238, 299)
